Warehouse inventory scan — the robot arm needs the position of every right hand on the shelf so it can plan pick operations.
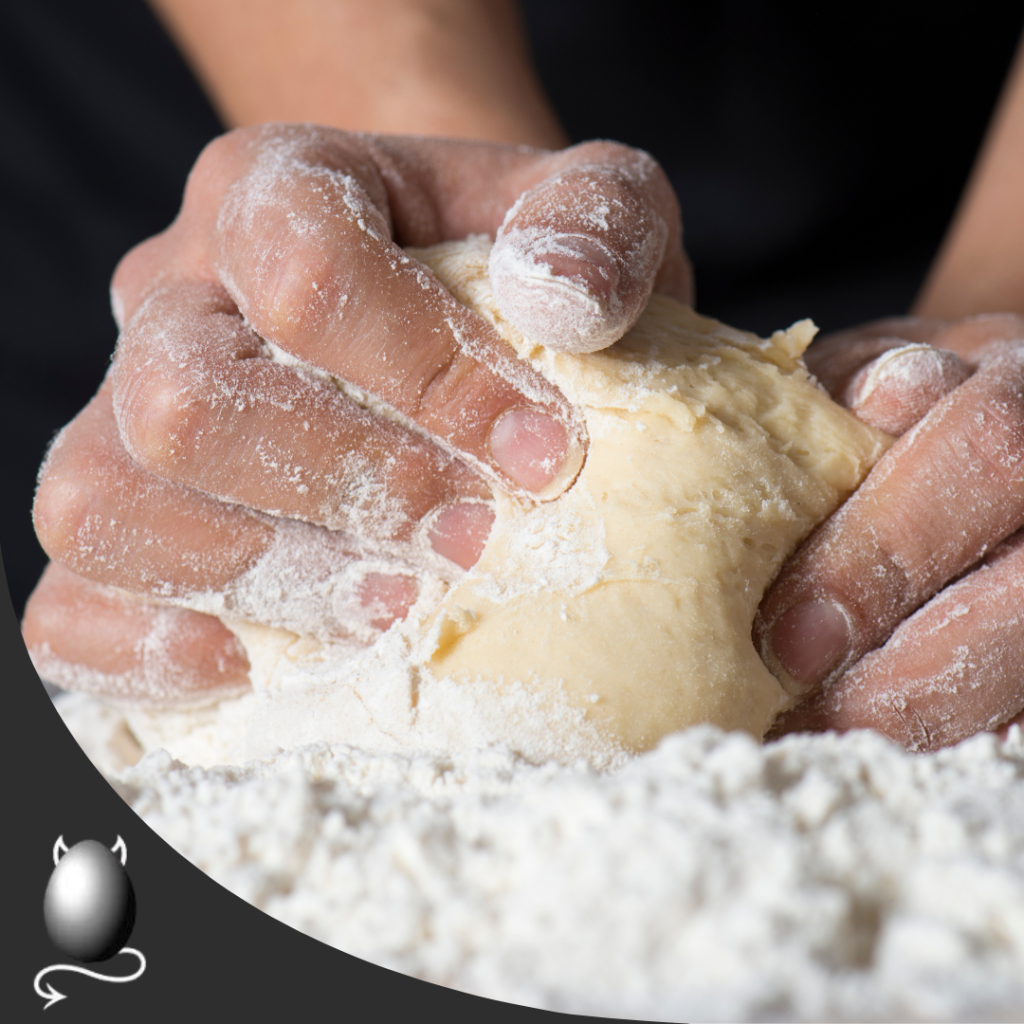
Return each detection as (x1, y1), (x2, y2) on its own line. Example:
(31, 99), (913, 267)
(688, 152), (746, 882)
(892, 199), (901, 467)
(759, 313), (1024, 750)
(25, 124), (690, 706)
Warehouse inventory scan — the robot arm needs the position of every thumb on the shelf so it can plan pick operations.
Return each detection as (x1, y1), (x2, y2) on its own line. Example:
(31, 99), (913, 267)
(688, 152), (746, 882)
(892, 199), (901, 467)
(489, 142), (691, 354)
(804, 318), (969, 436)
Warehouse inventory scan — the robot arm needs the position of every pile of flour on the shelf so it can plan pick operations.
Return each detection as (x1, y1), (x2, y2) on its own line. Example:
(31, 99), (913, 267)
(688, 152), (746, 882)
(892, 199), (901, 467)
(60, 693), (1024, 1022)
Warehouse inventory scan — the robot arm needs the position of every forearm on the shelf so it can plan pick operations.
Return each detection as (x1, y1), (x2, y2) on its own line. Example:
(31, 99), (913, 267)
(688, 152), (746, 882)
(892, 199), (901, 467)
(915, 32), (1024, 318)
(146, 0), (567, 147)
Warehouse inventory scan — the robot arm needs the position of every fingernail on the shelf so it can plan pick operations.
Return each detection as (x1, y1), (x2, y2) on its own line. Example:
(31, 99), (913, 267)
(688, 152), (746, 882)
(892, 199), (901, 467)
(358, 573), (418, 631)
(428, 502), (495, 570)
(845, 344), (970, 434)
(489, 407), (582, 496)
(490, 230), (626, 354)
(531, 233), (620, 303)
(768, 599), (849, 691)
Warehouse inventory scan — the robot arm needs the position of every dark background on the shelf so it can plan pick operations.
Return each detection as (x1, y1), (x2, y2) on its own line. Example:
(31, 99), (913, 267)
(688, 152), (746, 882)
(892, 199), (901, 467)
(3, 4), (1024, 1016)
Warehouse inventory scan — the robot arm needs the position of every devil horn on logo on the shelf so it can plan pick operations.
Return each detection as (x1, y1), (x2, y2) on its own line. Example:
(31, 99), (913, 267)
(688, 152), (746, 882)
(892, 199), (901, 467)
(110, 835), (127, 866)
(52, 835), (69, 866)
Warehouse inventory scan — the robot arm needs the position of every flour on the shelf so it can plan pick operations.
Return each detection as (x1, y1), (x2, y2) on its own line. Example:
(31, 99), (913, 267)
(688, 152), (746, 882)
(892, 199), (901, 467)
(58, 691), (1024, 1022)
(489, 155), (670, 355)
(46, 229), (1024, 1018)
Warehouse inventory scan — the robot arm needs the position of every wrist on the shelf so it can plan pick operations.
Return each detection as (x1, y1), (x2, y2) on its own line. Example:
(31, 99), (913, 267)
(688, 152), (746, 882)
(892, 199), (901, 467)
(149, 0), (567, 147)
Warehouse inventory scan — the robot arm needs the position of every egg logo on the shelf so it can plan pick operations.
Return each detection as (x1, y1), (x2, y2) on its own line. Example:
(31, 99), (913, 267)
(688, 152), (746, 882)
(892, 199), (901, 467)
(34, 836), (147, 1009)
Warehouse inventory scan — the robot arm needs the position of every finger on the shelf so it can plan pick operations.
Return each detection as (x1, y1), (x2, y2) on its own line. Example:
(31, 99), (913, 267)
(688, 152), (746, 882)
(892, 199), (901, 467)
(35, 376), (272, 596)
(802, 317), (970, 434)
(112, 278), (494, 565)
(803, 316), (947, 397)
(842, 344), (970, 435)
(803, 315), (1024, 436)
(34, 379), (423, 641)
(769, 530), (1024, 751)
(206, 128), (584, 497)
(488, 141), (691, 353)
(755, 345), (1024, 694)
(356, 134), (690, 335)
(927, 312), (1024, 363)
(23, 562), (251, 706)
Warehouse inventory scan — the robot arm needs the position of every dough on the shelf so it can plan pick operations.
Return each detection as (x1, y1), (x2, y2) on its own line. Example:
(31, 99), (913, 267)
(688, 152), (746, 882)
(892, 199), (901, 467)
(124, 237), (889, 768)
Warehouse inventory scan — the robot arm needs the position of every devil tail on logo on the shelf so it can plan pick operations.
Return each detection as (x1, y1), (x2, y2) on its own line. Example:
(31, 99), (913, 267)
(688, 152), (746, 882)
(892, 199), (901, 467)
(33, 948), (147, 1009)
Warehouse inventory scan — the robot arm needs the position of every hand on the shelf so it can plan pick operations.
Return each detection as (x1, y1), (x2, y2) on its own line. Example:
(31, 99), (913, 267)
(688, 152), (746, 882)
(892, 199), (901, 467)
(757, 313), (1024, 750)
(25, 124), (690, 705)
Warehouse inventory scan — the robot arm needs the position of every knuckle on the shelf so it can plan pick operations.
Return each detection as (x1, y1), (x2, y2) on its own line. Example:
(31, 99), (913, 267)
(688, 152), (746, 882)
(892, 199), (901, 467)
(960, 377), (1024, 490)
(215, 160), (381, 341)
(411, 347), (467, 417)
(955, 312), (1024, 351)
(260, 238), (337, 339)
(564, 142), (667, 204)
(185, 130), (250, 203)
(569, 139), (654, 171)
(113, 284), (243, 475)
(116, 361), (201, 472)
(883, 693), (935, 751)
(194, 129), (241, 167)
(971, 311), (1024, 336)
(110, 235), (167, 330)
(32, 429), (104, 567)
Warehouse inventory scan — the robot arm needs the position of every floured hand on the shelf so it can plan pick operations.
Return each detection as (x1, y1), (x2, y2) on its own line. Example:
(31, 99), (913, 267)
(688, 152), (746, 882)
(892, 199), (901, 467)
(25, 125), (689, 705)
(759, 314), (1024, 749)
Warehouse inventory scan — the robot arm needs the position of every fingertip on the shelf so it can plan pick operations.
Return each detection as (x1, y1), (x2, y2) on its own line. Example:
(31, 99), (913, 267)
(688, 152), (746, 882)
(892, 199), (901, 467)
(844, 344), (971, 435)
(357, 573), (419, 631)
(489, 155), (672, 354)
(487, 406), (584, 498)
(490, 228), (630, 354)
(23, 566), (252, 705)
(428, 501), (496, 570)
(760, 598), (851, 696)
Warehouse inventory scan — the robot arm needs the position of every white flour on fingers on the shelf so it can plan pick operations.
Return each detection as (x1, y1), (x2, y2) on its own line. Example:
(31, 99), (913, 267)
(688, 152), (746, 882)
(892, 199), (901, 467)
(180, 513), (451, 646)
(490, 158), (669, 355)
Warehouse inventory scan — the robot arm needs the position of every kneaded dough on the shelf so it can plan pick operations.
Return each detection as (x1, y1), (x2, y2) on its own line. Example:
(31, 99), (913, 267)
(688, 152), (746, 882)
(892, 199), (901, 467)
(124, 237), (890, 768)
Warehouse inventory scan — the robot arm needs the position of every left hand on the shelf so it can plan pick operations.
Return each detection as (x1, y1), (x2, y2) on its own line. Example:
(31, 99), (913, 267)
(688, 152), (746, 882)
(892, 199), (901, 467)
(24, 128), (690, 706)
(757, 313), (1024, 750)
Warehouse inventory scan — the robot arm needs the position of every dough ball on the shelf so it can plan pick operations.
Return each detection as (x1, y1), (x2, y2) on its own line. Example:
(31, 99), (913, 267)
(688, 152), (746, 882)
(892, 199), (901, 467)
(125, 237), (890, 768)
(411, 238), (889, 753)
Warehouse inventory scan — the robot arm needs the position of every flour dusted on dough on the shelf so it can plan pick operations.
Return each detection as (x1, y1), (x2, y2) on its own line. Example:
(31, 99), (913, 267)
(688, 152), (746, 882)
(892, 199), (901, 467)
(124, 237), (889, 768)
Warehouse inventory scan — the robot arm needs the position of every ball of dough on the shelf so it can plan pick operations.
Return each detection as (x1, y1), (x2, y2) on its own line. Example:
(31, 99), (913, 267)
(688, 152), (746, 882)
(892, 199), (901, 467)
(124, 237), (890, 768)
(412, 238), (889, 753)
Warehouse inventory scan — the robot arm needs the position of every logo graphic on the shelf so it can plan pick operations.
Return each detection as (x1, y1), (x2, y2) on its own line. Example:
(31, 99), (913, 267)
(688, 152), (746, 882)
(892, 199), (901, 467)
(34, 836), (147, 1009)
